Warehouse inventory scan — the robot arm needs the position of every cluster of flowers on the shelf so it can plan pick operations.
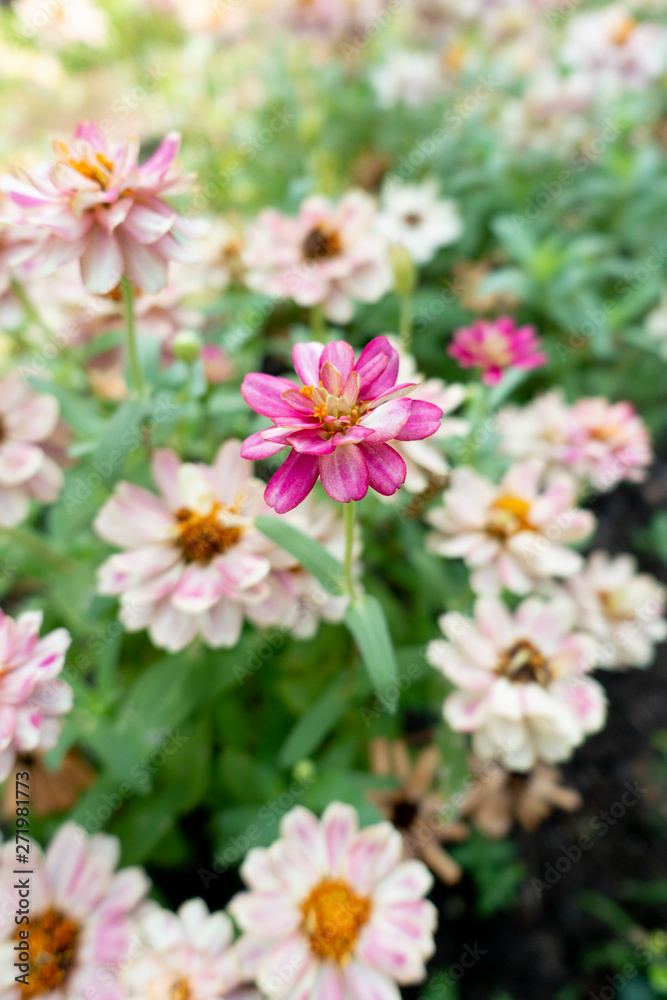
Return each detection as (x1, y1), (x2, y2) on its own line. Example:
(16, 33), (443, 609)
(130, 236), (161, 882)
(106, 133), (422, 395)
(0, 807), (437, 1000)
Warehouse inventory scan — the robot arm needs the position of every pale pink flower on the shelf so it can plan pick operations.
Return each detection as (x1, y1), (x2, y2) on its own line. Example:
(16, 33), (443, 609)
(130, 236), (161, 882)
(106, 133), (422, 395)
(4, 123), (199, 295)
(382, 338), (467, 497)
(0, 372), (65, 527)
(242, 191), (392, 323)
(376, 180), (463, 265)
(499, 391), (653, 492)
(562, 5), (667, 93)
(0, 608), (72, 781)
(121, 898), (244, 1000)
(273, 0), (387, 36)
(240, 337), (443, 512)
(13, 0), (109, 49)
(370, 51), (443, 108)
(0, 195), (48, 298)
(229, 801), (436, 1000)
(566, 552), (667, 669)
(427, 595), (607, 771)
(426, 460), (596, 595)
(0, 823), (150, 1000)
(448, 317), (547, 386)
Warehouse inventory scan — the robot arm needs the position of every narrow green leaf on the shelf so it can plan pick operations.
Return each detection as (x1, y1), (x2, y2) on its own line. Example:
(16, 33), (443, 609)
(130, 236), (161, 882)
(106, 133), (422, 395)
(256, 515), (343, 595)
(345, 594), (399, 713)
(278, 673), (349, 768)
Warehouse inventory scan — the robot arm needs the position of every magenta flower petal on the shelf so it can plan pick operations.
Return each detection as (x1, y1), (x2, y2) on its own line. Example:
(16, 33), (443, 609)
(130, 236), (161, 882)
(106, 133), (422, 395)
(287, 430), (337, 455)
(264, 451), (320, 513)
(139, 131), (181, 180)
(320, 361), (344, 396)
(319, 446), (370, 503)
(281, 388), (318, 414)
(321, 340), (355, 381)
(356, 336), (398, 397)
(240, 431), (286, 461)
(292, 342), (324, 385)
(395, 400), (444, 441)
(358, 443), (407, 496)
(241, 373), (300, 419)
(361, 397), (412, 443)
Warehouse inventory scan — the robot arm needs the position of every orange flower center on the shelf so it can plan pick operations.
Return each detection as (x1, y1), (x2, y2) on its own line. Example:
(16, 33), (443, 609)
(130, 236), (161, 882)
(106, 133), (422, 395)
(610, 15), (636, 45)
(14, 909), (80, 998)
(302, 225), (342, 261)
(488, 494), (534, 537)
(170, 979), (192, 1000)
(175, 504), (243, 563)
(300, 879), (371, 963)
(54, 141), (115, 189)
(498, 640), (551, 685)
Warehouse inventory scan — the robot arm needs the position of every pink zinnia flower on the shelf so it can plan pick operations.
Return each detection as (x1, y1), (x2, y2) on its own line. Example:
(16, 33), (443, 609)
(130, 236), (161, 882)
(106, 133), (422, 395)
(566, 552), (667, 669)
(0, 372), (65, 526)
(0, 823), (150, 1000)
(240, 337), (443, 512)
(0, 608), (72, 780)
(499, 390), (653, 492)
(4, 123), (199, 294)
(426, 460), (596, 595)
(121, 898), (244, 1000)
(427, 595), (607, 771)
(242, 191), (392, 323)
(229, 801), (436, 1000)
(448, 317), (547, 385)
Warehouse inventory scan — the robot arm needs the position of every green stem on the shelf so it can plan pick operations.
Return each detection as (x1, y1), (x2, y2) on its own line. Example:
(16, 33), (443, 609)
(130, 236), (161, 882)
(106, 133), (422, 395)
(311, 305), (326, 341)
(10, 279), (56, 349)
(344, 501), (356, 600)
(399, 294), (412, 353)
(2, 526), (75, 572)
(121, 276), (145, 398)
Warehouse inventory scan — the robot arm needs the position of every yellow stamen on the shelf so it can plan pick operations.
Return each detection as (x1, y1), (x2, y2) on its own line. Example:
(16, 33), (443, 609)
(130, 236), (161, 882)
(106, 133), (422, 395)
(300, 879), (371, 963)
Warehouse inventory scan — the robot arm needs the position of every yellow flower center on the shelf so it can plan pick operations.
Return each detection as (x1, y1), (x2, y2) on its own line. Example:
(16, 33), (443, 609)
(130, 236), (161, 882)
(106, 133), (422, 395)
(302, 225), (343, 261)
(14, 909), (80, 998)
(498, 640), (551, 685)
(170, 979), (192, 1000)
(54, 141), (115, 189)
(610, 15), (636, 46)
(175, 503), (243, 563)
(301, 878), (371, 963)
(488, 494), (534, 537)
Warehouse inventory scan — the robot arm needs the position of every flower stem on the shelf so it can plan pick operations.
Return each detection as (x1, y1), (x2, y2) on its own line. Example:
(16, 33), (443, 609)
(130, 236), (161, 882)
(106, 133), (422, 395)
(10, 279), (56, 350)
(121, 275), (145, 398)
(399, 294), (412, 353)
(311, 305), (326, 341)
(2, 525), (75, 572)
(344, 500), (356, 600)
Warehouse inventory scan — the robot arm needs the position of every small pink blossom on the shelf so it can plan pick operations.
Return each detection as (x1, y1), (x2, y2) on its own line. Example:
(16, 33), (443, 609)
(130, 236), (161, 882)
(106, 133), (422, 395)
(121, 898), (244, 1000)
(229, 801), (436, 1000)
(0, 372), (65, 527)
(4, 123), (200, 295)
(0, 823), (150, 999)
(448, 317), (547, 385)
(566, 552), (667, 669)
(0, 608), (72, 781)
(499, 390), (653, 492)
(426, 460), (596, 595)
(243, 191), (392, 323)
(427, 595), (607, 771)
(240, 337), (443, 512)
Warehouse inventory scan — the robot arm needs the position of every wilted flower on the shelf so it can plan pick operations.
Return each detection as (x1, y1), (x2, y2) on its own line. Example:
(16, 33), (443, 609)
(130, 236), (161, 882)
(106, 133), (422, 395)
(566, 551), (667, 669)
(240, 337), (443, 512)
(562, 4), (667, 93)
(121, 898), (243, 1000)
(1, 750), (94, 819)
(243, 191), (392, 323)
(0, 823), (150, 1000)
(368, 738), (468, 884)
(499, 390), (653, 492)
(370, 50), (443, 108)
(229, 802), (437, 1000)
(0, 608), (72, 781)
(448, 316), (547, 385)
(376, 180), (463, 265)
(426, 460), (595, 595)
(427, 594), (607, 771)
(4, 124), (198, 294)
(0, 373), (65, 527)
(460, 757), (583, 838)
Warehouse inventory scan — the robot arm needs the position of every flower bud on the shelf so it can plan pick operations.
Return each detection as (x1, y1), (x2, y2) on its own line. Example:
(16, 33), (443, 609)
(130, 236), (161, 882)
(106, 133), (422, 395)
(172, 329), (203, 364)
(390, 244), (416, 298)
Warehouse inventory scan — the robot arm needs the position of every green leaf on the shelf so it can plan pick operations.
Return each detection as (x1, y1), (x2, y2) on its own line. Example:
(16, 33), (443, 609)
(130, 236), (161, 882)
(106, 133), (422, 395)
(345, 594), (399, 713)
(255, 515), (344, 595)
(278, 673), (350, 767)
